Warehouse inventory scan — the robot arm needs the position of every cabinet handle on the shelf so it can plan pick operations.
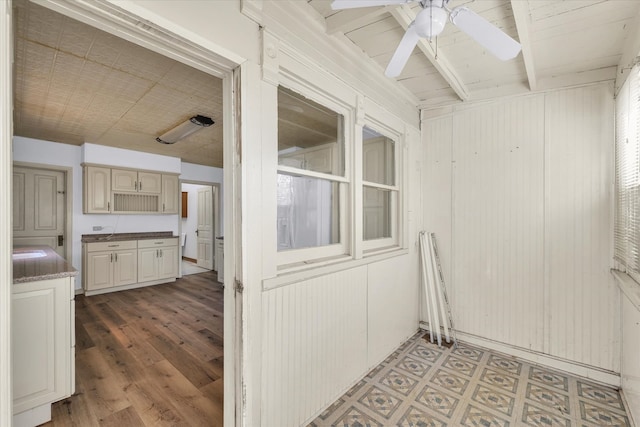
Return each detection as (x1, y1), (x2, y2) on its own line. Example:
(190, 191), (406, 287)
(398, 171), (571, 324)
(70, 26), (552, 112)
(156, 249), (159, 257)
(107, 201), (110, 211)
(115, 253), (118, 262)
(163, 203), (165, 212)
(134, 181), (138, 191)
(160, 249), (163, 257)
(110, 253), (113, 262)
(139, 181), (142, 191)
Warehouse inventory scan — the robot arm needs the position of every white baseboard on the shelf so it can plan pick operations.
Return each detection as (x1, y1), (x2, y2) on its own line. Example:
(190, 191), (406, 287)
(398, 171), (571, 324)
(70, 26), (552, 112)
(419, 322), (620, 387)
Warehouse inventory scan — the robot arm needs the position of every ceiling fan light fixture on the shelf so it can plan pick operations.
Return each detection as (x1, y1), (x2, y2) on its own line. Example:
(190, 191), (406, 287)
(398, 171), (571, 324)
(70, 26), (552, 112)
(414, 6), (448, 39)
(156, 115), (214, 144)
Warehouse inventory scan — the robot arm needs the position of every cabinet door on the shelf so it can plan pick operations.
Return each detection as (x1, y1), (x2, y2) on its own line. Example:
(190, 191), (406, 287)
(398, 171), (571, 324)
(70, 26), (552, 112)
(13, 278), (71, 413)
(158, 245), (178, 280)
(138, 247), (159, 282)
(111, 169), (138, 192)
(138, 172), (162, 194)
(161, 174), (179, 214)
(84, 166), (111, 213)
(113, 249), (137, 286)
(86, 251), (113, 290)
(305, 146), (334, 174)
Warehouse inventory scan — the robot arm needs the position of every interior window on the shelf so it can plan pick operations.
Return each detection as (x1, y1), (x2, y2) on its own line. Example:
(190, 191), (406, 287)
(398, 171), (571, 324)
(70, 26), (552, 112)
(362, 126), (398, 244)
(277, 86), (346, 259)
(277, 87), (344, 176)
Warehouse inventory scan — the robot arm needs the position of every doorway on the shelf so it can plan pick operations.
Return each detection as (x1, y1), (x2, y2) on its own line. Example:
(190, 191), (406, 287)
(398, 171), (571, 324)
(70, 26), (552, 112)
(2, 1), (242, 426)
(180, 181), (221, 278)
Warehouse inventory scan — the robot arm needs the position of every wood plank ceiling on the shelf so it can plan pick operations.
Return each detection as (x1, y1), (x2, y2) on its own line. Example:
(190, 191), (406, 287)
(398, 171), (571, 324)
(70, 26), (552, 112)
(308, 0), (640, 109)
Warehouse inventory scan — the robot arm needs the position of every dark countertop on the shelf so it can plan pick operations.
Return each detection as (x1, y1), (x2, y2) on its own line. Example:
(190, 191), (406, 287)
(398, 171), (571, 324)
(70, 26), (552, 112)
(13, 246), (78, 284)
(81, 231), (176, 243)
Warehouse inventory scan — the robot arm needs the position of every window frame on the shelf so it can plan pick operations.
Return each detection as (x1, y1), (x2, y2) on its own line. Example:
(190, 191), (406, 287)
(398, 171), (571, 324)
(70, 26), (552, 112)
(275, 84), (353, 267)
(359, 123), (402, 252)
(615, 65), (640, 284)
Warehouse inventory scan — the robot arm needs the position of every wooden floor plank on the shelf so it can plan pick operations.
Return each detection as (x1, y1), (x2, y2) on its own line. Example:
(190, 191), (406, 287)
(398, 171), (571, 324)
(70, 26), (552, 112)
(99, 406), (146, 427)
(43, 271), (223, 426)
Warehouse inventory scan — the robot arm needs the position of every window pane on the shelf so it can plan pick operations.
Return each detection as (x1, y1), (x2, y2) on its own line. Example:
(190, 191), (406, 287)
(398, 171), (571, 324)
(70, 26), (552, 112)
(363, 126), (395, 186)
(363, 186), (391, 240)
(277, 173), (340, 251)
(278, 86), (344, 176)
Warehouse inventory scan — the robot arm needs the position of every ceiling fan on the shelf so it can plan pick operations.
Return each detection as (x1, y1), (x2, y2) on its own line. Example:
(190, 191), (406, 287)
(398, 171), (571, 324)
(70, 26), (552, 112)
(331, 0), (522, 77)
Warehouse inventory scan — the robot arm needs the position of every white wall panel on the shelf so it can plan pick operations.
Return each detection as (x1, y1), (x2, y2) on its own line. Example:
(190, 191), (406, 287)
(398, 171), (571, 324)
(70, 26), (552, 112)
(261, 267), (368, 427)
(545, 84), (618, 370)
(422, 83), (619, 372)
(452, 94), (546, 351)
(368, 255), (420, 366)
(422, 116), (453, 322)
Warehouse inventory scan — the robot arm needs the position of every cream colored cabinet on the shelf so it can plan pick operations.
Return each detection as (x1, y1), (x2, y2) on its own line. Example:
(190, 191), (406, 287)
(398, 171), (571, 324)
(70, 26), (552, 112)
(12, 276), (74, 423)
(84, 241), (137, 293)
(161, 174), (179, 214)
(279, 143), (335, 174)
(83, 166), (111, 213)
(84, 165), (177, 214)
(137, 238), (179, 282)
(112, 169), (161, 194)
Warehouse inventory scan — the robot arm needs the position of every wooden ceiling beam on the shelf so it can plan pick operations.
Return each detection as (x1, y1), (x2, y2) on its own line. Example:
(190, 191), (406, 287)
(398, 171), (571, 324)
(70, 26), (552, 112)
(510, 0), (537, 91)
(325, 6), (393, 35)
(389, 5), (469, 102)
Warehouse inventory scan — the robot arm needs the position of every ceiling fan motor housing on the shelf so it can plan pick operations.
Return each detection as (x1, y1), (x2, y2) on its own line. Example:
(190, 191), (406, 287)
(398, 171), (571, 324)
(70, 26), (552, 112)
(415, 6), (448, 39)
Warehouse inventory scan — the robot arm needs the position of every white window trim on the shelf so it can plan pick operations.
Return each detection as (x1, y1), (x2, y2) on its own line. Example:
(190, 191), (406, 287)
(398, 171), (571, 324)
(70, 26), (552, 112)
(275, 79), (354, 266)
(359, 120), (404, 254)
(268, 35), (411, 272)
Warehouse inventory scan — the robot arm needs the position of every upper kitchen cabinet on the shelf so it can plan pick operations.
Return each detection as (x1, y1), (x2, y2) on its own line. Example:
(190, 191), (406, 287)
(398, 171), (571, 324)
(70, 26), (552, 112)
(83, 164), (179, 214)
(161, 174), (179, 214)
(112, 169), (161, 194)
(83, 166), (111, 214)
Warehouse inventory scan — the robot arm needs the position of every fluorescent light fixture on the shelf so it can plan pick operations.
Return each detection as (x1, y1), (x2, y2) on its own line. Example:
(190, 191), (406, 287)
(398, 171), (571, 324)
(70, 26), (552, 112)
(156, 115), (214, 144)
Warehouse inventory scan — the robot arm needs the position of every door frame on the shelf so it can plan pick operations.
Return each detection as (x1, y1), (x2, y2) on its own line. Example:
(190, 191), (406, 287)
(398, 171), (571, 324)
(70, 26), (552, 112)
(1, 1), (13, 424)
(13, 162), (73, 264)
(2, 1), (244, 426)
(178, 180), (221, 278)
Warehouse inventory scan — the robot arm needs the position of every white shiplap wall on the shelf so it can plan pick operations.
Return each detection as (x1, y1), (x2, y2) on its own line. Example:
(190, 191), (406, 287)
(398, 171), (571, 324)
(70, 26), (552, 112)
(261, 268), (368, 427)
(423, 83), (619, 373)
(261, 256), (419, 427)
(544, 86), (617, 369)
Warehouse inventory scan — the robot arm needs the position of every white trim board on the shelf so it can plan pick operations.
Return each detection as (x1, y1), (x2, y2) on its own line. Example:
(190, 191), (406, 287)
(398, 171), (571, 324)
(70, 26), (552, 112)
(621, 389), (640, 427)
(419, 323), (621, 387)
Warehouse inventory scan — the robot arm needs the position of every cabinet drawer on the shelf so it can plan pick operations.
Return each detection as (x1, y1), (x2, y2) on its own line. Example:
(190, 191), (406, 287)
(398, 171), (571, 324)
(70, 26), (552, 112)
(86, 240), (137, 252)
(138, 237), (178, 248)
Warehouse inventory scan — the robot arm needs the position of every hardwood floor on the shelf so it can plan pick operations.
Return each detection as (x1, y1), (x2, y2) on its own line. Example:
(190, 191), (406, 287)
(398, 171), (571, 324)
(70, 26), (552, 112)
(44, 271), (224, 426)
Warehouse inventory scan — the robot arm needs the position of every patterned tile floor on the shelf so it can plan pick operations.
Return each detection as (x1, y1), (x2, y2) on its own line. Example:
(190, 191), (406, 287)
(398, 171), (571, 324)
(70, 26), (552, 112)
(308, 332), (632, 426)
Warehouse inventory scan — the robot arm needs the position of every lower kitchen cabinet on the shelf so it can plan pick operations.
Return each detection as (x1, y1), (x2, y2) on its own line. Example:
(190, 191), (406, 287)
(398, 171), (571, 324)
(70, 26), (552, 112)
(138, 238), (179, 282)
(84, 240), (137, 292)
(12, 276), (74, 427)
(83, 237), (178, 296)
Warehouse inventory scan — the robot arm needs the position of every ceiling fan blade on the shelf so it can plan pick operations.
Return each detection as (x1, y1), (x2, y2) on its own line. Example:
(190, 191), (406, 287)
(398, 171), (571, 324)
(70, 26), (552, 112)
(450, 7), (521, 61)
(331, 0), (413, 10)
(385, 24), (420, 78)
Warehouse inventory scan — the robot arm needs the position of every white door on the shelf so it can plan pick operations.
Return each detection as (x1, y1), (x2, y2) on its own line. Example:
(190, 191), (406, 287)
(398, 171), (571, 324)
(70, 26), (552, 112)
(197, 186), (214, 270)
(13, 166), (66, 257)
